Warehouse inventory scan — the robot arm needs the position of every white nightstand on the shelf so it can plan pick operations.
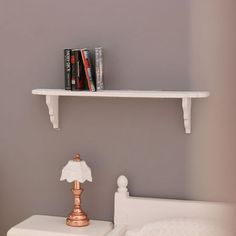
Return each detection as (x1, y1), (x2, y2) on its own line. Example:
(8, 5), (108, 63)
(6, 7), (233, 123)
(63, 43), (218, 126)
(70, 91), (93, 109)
(7, 215), (113, 236)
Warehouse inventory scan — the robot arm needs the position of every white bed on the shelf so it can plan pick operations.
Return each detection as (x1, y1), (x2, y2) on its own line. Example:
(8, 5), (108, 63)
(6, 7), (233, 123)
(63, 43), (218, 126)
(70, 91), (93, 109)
(108, 175), (235, 236)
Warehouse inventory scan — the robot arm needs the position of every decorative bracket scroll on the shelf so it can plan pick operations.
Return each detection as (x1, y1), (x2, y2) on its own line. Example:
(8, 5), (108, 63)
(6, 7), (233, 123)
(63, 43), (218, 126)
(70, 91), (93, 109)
(182, 98), (192, 134)
(46, 95), (59, 129)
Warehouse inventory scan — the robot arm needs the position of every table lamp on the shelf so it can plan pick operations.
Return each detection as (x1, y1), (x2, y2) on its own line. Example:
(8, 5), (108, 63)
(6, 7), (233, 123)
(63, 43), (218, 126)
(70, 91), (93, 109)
(60, 154), (92, 227)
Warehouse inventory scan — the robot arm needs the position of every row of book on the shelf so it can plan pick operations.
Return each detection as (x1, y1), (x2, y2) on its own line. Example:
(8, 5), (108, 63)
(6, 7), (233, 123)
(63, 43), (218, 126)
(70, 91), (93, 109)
(64, 47), (104, 92)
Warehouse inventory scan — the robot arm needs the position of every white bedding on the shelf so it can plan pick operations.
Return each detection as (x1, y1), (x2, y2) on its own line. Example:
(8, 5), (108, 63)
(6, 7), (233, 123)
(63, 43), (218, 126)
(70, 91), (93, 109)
(127, 218), (232, 236)
(108, 218), (232, 236)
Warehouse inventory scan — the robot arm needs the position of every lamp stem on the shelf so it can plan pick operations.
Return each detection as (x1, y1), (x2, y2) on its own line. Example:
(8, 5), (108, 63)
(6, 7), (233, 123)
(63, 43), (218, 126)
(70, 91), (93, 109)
(73, 181), (82, 210)
(74, 180), (80, 191)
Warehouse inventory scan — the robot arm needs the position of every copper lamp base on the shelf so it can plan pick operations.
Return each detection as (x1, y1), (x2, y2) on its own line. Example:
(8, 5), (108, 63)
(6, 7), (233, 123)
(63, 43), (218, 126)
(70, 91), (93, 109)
(66, 182), (90, 227)
(66, 210), (89, 227)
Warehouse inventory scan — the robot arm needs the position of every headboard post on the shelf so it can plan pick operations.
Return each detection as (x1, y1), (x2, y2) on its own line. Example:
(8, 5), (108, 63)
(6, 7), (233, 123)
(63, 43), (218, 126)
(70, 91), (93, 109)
(117, 175), (129, 196)
(114, 175), (129, 227)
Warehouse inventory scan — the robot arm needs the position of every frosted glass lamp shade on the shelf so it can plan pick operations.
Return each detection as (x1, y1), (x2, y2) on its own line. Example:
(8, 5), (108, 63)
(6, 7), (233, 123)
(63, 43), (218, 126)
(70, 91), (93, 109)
(60, 160), (92, 183)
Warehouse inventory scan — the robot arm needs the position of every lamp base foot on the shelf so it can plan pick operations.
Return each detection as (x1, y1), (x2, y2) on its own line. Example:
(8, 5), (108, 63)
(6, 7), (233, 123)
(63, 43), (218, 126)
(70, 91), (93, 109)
(66, 211), (89, 227)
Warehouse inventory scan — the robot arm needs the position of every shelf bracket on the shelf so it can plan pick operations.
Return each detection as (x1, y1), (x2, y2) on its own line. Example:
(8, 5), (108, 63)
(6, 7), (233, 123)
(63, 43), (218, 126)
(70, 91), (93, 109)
(182, 98), (192, 134)
(46, 95), (59, 129)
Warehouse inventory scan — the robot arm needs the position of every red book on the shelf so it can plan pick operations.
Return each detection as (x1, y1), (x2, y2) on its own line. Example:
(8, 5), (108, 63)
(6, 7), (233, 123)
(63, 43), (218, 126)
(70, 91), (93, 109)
(81, 49), (96, 91)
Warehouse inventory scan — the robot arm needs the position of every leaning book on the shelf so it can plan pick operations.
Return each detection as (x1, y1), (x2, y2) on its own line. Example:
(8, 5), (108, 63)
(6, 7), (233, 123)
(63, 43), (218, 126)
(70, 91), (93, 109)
(81, 48), (96, 92)
(95, 47), (104, 91)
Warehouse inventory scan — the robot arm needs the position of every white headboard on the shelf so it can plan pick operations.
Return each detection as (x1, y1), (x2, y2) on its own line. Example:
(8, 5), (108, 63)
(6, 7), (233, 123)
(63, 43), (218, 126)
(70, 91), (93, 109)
(114, 175), (235, 229)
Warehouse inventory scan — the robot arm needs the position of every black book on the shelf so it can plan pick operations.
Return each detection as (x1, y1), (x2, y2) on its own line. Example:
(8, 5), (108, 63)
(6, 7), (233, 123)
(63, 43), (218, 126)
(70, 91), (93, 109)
(70, 50), (77, 91)
(64, 49), (71, 90)
(72, 49), (85, 90)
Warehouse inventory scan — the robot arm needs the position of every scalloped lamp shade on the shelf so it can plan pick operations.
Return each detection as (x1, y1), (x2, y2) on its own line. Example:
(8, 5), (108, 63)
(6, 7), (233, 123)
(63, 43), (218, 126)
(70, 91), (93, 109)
(60, 160), (92, 183)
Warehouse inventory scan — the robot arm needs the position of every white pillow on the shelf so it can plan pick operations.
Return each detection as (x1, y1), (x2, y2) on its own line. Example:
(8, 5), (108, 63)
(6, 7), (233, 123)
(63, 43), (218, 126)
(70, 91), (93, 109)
(125, 218), (232, 236)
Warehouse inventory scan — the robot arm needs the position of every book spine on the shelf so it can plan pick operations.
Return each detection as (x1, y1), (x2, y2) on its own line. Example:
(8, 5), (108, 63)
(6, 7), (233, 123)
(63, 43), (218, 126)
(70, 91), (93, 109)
(75, 50), (84, 90)
(81, 49), (96, 92)
(95, 47), (104, 91)
(70, 50), (77, 91)
(64, 49), (71, 90)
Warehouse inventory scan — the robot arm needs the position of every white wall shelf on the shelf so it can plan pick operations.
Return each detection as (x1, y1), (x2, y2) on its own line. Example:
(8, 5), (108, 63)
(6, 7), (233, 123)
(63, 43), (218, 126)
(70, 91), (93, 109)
(32, 89), (210, 133)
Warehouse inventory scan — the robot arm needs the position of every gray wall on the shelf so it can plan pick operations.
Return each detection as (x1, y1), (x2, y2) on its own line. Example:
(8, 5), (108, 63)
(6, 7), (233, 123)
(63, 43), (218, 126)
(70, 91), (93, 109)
(0, 0), (235, 235)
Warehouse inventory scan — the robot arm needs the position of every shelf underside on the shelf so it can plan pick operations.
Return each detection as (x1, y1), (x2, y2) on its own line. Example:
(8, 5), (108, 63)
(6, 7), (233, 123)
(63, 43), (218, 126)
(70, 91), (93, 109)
(32, 89), (210, 133)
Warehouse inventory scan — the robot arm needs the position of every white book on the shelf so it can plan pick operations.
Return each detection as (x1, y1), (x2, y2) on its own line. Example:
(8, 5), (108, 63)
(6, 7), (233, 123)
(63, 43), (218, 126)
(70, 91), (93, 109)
(95, 47), (104, 90)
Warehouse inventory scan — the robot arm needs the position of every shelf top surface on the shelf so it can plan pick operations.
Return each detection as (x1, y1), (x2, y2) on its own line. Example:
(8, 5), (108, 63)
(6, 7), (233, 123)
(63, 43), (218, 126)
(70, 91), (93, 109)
(32, 89), (210, 98)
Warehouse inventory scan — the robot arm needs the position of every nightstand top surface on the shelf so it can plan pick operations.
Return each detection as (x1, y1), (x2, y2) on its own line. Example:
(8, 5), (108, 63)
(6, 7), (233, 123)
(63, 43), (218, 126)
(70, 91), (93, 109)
(8, 215), (113, 236)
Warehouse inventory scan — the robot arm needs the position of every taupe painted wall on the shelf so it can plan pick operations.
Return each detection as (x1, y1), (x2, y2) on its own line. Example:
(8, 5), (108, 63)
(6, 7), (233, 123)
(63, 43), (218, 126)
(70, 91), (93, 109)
(188, 0), (236, 202)
(0, 0), (235, 235)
